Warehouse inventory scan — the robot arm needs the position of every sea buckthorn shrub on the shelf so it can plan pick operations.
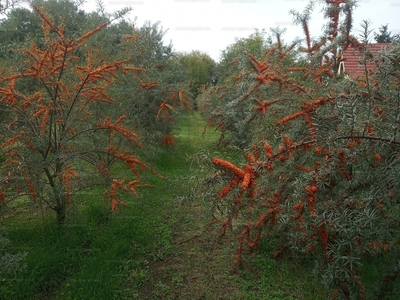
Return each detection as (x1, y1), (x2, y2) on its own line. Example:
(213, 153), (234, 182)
(0, 1), (191, 224)
(200, 1), (400, 298)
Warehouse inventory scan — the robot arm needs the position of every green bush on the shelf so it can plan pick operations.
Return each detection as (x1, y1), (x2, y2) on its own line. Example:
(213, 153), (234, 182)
(200, 1), (400, 298)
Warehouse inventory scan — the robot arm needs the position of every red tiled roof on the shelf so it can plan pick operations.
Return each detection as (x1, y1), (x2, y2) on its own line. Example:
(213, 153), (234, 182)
(341, 43), (391, 79)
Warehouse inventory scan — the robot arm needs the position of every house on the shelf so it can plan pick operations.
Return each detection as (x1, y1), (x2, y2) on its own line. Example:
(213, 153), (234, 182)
(337, 43), (391, 79)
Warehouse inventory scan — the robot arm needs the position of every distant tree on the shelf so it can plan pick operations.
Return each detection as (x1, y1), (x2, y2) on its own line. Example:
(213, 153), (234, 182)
(176, 51), (216, 98)
(374, 24), (400, 43)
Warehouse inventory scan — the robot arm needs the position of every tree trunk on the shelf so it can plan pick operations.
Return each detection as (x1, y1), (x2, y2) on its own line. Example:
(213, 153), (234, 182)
(54, 186), (67, 225)
(56, 203), (66, 225)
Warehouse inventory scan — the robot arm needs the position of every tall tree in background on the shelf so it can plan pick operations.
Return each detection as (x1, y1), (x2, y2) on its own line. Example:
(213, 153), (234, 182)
(374, 24), (399, 43)
(176, 50), (216, 98)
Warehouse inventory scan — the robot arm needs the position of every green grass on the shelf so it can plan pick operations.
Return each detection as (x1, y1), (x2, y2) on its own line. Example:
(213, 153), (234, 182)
(1, 112), (201, 299)
(5, 111), (388, 299)
(238, 249), (329, 300)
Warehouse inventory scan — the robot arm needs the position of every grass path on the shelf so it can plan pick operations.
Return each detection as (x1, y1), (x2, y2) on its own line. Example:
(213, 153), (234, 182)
(132, 111), (245, 299)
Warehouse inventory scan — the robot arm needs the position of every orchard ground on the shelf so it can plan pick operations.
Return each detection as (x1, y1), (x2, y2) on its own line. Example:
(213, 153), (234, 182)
(1, 111), (327, 299)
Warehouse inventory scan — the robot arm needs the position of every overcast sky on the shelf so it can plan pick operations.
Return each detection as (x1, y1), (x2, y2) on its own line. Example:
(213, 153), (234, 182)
(83, 0), (400, 61)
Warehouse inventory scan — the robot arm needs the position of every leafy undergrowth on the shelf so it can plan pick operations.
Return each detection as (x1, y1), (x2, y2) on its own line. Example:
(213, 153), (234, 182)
(1, 111), (328, 299)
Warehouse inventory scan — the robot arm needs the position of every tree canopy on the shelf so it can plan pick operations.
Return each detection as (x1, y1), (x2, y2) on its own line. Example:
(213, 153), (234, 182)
(374, 24), (400, 43)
